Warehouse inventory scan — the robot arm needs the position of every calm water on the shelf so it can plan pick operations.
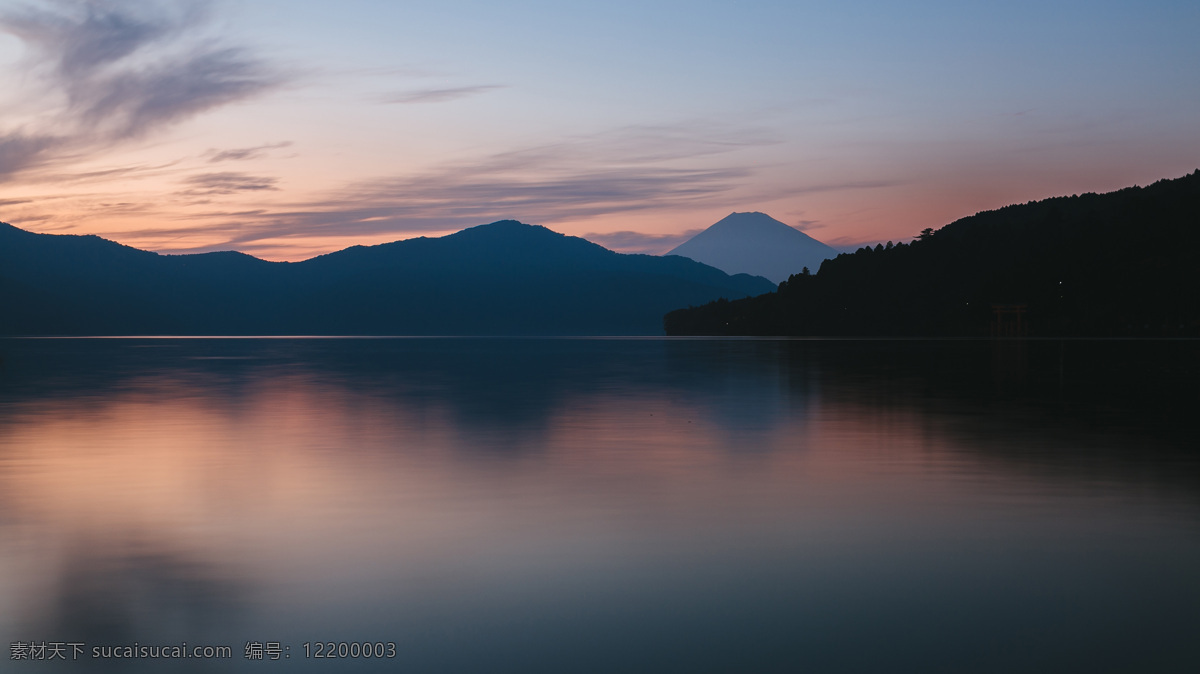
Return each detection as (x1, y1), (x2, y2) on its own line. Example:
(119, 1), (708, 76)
(1, 337), (1198, 673)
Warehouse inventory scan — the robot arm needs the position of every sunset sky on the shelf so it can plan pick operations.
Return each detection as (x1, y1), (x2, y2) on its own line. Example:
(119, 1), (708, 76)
(1, 0), (1197, 261)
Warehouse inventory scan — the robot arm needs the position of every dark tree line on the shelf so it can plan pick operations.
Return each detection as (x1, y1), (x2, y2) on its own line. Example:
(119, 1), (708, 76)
(665, 170), (1200, 337)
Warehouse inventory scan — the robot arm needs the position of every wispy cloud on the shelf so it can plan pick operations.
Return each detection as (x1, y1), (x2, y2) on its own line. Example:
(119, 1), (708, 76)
(179, 172), (279, 195)
(206, 141), (292, 163)
(72, 46), (282, 139)
(0, 132), (63, 179)
(583, 229), (703, 254)
(2, 0), (191, 79)
(220, 167), (748, 249)
(171, 122), (774, 252)
(382, 85), (505, 104)
(571, 123), (779, 164)
(791, 179), (900, 195)
(201, 164), (747, 250)
(7, 118), (781, 259)
(24, 157), (186, 186)
(0, 0), (284, 180)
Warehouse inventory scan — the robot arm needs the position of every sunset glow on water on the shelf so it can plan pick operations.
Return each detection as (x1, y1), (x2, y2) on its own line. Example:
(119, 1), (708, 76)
(1, 338), (1197, 672)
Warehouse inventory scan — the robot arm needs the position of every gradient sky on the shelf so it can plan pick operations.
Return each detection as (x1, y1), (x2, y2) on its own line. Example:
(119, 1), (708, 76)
(1, 0), (1197, 261)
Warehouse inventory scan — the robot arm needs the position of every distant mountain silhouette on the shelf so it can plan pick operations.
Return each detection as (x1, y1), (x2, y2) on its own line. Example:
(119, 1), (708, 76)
(665, 170), (1200, 337)
(0, 220), (773, 336)
(666, 212), (838, 284)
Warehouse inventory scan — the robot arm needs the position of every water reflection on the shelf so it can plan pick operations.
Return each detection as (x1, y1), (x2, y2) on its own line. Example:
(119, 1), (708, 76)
(30, 537), (244, 673)
(0, 338), (1197, 672)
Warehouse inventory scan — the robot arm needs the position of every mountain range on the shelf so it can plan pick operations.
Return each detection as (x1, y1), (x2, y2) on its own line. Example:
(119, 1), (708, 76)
(667, 212), (838, 284)
(0, 220), (774, 336)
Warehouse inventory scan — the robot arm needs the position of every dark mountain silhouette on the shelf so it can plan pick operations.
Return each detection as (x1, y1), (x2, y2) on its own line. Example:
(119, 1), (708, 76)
(666, 212), (838, 284)
(0, 220), (774, 336)
(665, 170), (1200, 337)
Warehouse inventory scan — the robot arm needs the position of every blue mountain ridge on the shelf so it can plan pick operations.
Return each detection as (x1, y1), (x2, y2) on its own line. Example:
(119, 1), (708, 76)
(0, 219), (774, 335)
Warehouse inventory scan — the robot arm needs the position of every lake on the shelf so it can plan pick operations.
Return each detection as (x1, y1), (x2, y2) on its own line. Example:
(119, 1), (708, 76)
(1, 337), (1197, 672)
